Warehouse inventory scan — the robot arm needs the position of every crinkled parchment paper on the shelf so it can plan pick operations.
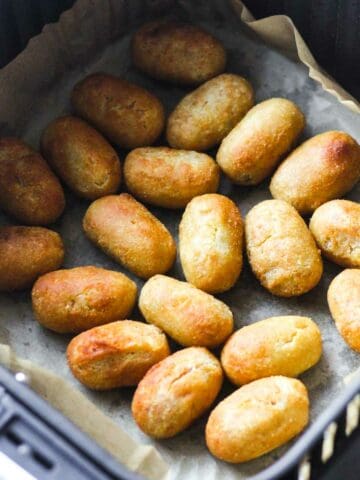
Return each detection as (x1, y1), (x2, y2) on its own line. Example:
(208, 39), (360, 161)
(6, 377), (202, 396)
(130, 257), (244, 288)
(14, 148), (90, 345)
(0, 1), (359, 479)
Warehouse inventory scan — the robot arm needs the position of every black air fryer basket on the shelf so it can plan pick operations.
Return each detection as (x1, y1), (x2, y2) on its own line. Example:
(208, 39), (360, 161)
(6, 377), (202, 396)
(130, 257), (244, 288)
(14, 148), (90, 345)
(1, 366), (360, 479)
(0, 1), (359, 479)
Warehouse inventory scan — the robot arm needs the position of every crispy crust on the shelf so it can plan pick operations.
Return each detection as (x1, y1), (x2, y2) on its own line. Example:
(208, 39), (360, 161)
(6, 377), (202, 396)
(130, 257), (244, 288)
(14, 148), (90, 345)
(83, 194), (176, 279)
(270, 131), (360, 214)
(216, 98), (304, 185)
(67, 320), (170, 390)
(0, 137), (65, 225)
(328, 269), (360, 352)
(245, 199), (323, 297)
(132, 347), (223, 438)
(139, 274), (233, 347)
(132, 21), (226, 85)
(205, 376), (309, 463)
(41, 116), (121, 199)
(71, 73), (165, 149)
(310, 200), (360, 268)
(32, 266), (137, 333)
(221, 316), (322, 385)
(124, 147), (219, 208)
(167, 74), (254, 151)
(0, 226), (64, 291)
(179, 194), (243, 293)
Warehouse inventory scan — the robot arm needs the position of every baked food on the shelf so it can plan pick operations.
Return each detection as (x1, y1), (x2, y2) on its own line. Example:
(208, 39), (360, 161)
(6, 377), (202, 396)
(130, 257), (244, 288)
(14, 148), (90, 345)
(270, 131), (360, 214)
(71, 73), (165, 149)
(32, 266), (137, 333)
(132, 347), (223, 438)
(221, 316), (322, 385)
(124, 147), (219, 208)
(132, 20), (226, 85)
(205, 376), (309, 463)
(328, 269), (360, 352)
(245, 199), (323, 296)
(0, 226), (64, 291)
(41, 115), (121, 200)
(67, 320), (170, 389)
(216, 98), (304, 185)
(179, 193), (243, 293)
(83, 194), (176, 279)
(167, 73), (254, 151)
(0, 137), (65, 225)
(310, 199), (360, 268)
(139, 274), (233, 347)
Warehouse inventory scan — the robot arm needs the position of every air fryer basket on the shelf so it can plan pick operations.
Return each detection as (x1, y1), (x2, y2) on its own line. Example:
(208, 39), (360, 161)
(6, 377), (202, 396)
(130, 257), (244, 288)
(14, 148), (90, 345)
(0, 0), (360, 480)
(1, 366), (360, 479)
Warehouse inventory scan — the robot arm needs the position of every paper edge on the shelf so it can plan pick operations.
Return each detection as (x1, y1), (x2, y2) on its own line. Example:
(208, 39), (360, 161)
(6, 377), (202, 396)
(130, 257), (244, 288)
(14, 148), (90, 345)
(0, 344), (169, 480)
(231, 0), (360, 114)
(1, 0), (359, 116)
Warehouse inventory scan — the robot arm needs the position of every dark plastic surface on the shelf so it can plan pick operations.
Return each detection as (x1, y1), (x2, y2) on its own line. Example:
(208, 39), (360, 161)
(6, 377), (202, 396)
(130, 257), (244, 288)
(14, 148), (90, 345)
(248, 0), (360, 100)
(0, 366), (142, 480)
(1, 364), (360, 479)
